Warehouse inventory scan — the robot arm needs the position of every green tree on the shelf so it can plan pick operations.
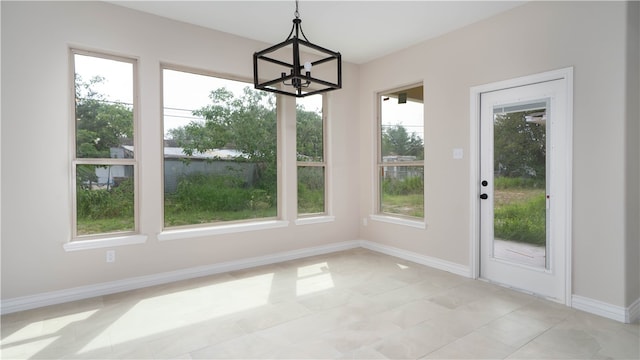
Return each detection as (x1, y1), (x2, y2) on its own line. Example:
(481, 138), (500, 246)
(296, 104), (323, 161)
(382, 125), (424, 159)
(75, 75), (133, 158)
(171, 87), (277, 192)
(493, 111), (546, 180)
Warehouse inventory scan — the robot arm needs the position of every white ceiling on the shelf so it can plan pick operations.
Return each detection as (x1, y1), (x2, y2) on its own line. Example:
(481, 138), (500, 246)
(109, 1), (526, 64)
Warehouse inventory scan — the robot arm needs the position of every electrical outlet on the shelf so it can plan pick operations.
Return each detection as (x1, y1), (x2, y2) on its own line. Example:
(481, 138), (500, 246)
(106, 250), (115, 263)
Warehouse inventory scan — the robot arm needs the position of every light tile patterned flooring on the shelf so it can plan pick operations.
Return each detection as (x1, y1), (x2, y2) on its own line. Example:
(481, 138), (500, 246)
(1, 248), (638, 359)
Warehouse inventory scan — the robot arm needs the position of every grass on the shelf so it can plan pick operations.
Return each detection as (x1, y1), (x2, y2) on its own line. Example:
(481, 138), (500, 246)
(298, 187), (325, 215)
(77, 218), (134, 236)
(381, 193), (424, 218)
(380, 176), (424, 218)
(164, 205), (277, 227)
(494, 177), (546, 245)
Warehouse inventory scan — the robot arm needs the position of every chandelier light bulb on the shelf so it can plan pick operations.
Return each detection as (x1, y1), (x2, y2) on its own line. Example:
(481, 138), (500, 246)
(304, 61), (312, 72)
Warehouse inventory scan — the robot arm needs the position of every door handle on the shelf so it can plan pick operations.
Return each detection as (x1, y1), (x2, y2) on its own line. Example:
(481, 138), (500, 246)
(480, 193), (488, 199)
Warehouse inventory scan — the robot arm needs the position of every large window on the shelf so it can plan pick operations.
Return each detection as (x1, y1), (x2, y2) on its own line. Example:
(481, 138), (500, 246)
(378, 85), (424, 219)
(297, 95), (326, 216)
(72, 50), (138, 238)
(162, 67), (277, 228)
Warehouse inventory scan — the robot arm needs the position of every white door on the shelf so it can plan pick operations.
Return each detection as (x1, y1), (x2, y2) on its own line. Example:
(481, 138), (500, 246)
(479, 78), (569, 302)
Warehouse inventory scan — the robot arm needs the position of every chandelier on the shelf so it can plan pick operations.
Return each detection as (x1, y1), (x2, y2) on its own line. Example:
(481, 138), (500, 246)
(253, 0), (342, 97)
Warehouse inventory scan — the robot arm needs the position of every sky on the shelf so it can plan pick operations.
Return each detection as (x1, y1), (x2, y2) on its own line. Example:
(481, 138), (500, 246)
(381, 97), (424, 138)
(74, 54), (423, 140)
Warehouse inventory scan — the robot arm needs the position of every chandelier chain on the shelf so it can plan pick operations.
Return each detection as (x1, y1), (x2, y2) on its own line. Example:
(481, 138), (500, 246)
(294, 0), (300, 19)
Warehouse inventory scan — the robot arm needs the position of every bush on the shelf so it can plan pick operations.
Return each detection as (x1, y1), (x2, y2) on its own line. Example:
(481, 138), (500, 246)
(174, 173), (246, 212)
(382, 176), (423, 196)
(298, 182), (324, 213)
(76, 179), (134, 220)
(171, 172), (275, 213)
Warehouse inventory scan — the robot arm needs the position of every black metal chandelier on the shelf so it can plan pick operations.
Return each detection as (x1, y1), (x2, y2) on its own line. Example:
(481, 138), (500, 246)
(253, 0), (342, 98)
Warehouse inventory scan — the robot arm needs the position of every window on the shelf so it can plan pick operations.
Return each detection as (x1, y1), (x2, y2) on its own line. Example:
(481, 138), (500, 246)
(162, 67), (277, 228)
(377, 85), (424, 219)
(297, 95), (326, 216)
(72, 50), (138, 238)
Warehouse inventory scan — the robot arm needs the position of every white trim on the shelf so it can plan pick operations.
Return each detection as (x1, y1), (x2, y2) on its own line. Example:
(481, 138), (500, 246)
(295, 216), (336, 226)
(2, 240), (361, 315)
(369, 214), (426, 229)
(628, 297), (640, 324)
(13, 238), (639, 325)
(360, 240), (471, 277)
(572, 295), (639, 324)
(562, 68), (574, 307)
(469, 88), (481, 280)
(158, 220), (289, 241)
(469, 67), (573, 306)
(63, 234), (147, 251)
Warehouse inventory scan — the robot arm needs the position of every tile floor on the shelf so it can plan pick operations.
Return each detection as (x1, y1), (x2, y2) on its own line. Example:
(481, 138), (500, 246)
(1, 248), (638, 359)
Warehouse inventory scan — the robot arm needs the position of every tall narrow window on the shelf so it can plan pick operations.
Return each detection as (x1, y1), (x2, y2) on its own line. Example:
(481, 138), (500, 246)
(378, 85), (424, 219)
(72, 50), (138, 238)
(297, 95), (326, 216)
(162, 67), (277, 227)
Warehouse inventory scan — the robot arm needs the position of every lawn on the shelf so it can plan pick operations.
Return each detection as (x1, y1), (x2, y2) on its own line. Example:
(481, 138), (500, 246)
(381, 193), (424, 218)
(494, 179), (546, 245)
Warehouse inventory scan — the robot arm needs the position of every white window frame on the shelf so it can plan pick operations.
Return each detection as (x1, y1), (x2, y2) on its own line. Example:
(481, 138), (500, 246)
(296, 94), (330, 220)
(158, 64), (287, 239)
(68, 48), (142, 246)
(374, 83), (426, 226)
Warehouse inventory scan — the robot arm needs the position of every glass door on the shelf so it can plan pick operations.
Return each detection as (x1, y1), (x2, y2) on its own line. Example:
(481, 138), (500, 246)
(479, 79), (567, 301)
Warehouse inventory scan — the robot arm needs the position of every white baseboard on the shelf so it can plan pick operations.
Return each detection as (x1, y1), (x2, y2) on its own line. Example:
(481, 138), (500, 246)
(572, 295), (640, 324)
(359, 240), (471, 278)
(7, 238), (635, 324)
(1, 240), (360, 315)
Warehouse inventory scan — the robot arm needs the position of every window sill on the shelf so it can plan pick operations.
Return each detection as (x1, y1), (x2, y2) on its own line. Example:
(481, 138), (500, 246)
(158, 220), (289, 241)
(64, 234), (148, 252)
(295, 215), (335, 226)
(369, 214), (426, 229)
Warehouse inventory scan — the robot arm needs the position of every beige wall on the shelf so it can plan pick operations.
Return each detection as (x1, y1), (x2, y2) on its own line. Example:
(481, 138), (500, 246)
(0, 1), (360, 299)
(2, 1), (638, 310)
(358, 1), (637, 307)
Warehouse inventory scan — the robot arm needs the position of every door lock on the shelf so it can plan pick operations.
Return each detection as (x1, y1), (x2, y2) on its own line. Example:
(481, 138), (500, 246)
(480, 193), (488, 199)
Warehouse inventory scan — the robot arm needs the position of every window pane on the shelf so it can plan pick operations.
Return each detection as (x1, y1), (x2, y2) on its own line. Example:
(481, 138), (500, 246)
(380, 166), (424, 218)
(380, 87), (424, 159)
(298, 166), (325, 214)
(162, 69), (277, 227)
(76, 164), (134, 236)
(379, 85), (424, 219)
(74, 54), (134, 159)
(296, 95), (323, 162)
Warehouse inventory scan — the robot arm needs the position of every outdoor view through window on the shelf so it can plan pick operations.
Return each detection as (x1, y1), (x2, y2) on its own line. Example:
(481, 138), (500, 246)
(162, 69), (277, 227)
(379, 85), (425, 219)
(297, 95), (325, 216)
(73, 51), (137, 237)
(493, 108), (548, 267)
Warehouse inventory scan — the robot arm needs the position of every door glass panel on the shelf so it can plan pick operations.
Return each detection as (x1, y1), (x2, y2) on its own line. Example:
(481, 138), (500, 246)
(492, 103), (548, 268)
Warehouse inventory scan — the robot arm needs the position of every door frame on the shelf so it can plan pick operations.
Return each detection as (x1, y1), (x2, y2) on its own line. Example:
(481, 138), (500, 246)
(469, 67), (573, 306)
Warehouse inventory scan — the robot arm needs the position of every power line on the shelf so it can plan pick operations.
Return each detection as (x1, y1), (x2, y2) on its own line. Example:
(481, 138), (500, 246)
(76, 97), (133, 107)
